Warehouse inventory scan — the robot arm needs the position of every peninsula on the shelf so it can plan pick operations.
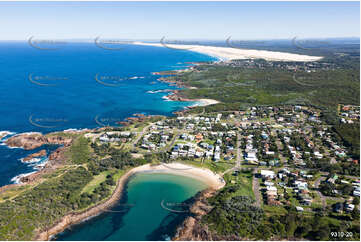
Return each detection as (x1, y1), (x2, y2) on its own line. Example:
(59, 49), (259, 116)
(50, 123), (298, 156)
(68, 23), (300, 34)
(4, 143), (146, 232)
(133, 41), (323, 62)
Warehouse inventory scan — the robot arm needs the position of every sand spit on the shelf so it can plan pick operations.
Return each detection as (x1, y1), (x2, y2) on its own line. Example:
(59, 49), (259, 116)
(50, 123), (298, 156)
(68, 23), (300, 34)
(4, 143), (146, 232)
(133, 41), (323, 62)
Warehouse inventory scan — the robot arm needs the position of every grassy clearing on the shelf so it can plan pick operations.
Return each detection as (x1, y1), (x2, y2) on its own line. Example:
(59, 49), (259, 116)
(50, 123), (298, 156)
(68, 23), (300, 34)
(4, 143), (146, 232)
(263, 204), (288, 215)
(0, 185), (30, 202)
(178, 159), (233, 174)
(226, 170), (255, 199)
(81, 170), (111, 194)
(67, 136), (91, 164)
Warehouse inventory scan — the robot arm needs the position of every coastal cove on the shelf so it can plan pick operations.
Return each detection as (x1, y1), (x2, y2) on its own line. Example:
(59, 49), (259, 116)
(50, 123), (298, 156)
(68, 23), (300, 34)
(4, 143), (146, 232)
(39, 163), (225, 241)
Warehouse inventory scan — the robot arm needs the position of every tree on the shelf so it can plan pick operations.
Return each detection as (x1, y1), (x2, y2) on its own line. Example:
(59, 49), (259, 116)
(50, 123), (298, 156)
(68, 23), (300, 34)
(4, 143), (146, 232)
(352, 196), (360, 205)
(351, 208), (360, 220)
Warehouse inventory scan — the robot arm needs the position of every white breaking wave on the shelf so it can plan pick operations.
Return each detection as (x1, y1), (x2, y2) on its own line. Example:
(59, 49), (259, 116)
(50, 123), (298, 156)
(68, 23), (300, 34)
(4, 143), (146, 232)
(10, 171), (37, 184)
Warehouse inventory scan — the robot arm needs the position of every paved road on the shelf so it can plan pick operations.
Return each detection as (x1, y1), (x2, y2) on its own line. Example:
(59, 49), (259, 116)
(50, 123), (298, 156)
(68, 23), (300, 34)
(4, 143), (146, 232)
(314, 176), (327, 208)
(221, 132), (242, 176)
(314, 176), (345, 208)
(164, 129), (181, 152)
(132, 124), (152, 147)
(252, 168), (262, 207)
(235, 132), (241, 169)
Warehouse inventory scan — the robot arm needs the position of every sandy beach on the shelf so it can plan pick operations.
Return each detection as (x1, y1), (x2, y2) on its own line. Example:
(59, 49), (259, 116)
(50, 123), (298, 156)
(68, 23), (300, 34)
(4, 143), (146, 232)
(133, 41), (323, 62)
(194, 99), (220, 107)
(35, 162), (225, 240)
(163, 93), (220, 108)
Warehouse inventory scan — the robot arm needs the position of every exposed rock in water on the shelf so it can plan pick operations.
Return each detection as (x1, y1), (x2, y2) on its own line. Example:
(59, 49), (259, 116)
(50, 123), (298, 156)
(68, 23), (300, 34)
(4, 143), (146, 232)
(5, 133), (72, 150)
(19, 146), (68, 184)
(22, 149), (47, 162)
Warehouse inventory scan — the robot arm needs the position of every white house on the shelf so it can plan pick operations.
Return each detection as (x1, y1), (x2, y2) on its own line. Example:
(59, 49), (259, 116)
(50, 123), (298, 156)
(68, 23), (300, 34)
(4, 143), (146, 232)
(261, 170), (275, 179)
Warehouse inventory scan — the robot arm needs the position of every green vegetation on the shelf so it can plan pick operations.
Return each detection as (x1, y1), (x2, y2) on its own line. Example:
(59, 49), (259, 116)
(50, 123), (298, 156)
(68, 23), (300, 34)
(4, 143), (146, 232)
(68, 136), (91, 164)
(0, 167), (92, 240)
(81, 170), (112, 194)
(0, 134), (151, 240)
(168, 53), (359, 115)
(224, 170), (254, 199)
(202, 187), (264, 239)
(202, 183), (360, 240)
(333, 123), (360, 158)
(0, 45), (359, 241)
(175, 158), (234, 173)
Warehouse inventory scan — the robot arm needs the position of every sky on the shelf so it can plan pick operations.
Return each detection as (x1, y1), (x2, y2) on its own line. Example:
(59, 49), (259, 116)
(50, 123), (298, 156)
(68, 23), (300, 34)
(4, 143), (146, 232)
(0, 1), (359, 40)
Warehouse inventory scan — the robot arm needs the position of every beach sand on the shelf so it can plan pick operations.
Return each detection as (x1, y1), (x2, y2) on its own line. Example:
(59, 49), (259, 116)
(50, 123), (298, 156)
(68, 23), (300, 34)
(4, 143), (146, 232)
(133, 41), (323, 62)
(194, 99), (220, 107)
(35, 162), (224, 240)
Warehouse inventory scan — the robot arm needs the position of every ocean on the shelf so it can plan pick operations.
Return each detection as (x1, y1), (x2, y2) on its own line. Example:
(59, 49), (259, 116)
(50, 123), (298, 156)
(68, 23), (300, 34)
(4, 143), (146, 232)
(0, 41), (216, 186)
(55, 173), (208, 241)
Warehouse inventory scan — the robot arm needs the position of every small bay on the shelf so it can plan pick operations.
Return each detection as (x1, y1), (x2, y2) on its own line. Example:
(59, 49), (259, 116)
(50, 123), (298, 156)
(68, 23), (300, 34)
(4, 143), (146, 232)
(55, 173), (208, 241)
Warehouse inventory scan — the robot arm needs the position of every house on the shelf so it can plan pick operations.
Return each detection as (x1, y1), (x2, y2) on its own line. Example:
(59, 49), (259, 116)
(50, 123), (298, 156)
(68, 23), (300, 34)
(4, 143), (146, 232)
(266, 186), (277, 192)
(261, 170), (275, 179)
(99, 134), (110, 143)
(345, 203), (355, 212)
(296, 206), (304, 212)
(353, 187), (360, 196)
(259, 161), (267, 166)
(266, 190), (277, 197)
(246, 152), (258, 162)
(314, 151), (323, 159)
(264, 181), (274, 186)
(214, 152), (221, 161)
(333, 203), (343, 213)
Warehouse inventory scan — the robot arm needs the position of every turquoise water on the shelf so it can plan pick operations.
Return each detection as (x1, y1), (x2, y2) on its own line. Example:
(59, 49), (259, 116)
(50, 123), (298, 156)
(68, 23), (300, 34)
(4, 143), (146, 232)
(55, 173), (208, 241)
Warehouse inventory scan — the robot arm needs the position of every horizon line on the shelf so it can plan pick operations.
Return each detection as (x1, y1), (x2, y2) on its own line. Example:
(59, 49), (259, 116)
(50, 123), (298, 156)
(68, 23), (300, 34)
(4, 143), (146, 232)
(0, 36), (360, 42)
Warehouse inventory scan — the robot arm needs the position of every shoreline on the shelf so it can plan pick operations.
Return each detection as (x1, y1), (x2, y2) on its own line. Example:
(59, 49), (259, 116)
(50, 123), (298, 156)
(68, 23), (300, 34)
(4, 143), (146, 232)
(34, 162), (225, 240)
(162, 93), (220, 108)
(133, 41), (323, 62)
(0, 59), (215, 187)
